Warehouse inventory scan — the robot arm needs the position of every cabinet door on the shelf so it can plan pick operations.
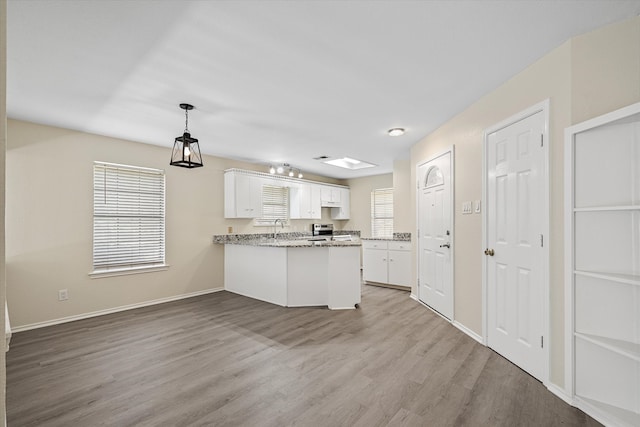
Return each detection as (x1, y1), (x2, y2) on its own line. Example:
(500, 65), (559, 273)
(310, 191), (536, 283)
(320, 186), (341, 206)
(309, 185), (322, 219)
(363, 248), (388, 283)
(290, 184), (321, 219)
(289, 184), (305, 219)
(224, 172), (262, 218)
(331, 188), (350, 220)
(235, 174), (262, 218)
(388, 250), (411, 286)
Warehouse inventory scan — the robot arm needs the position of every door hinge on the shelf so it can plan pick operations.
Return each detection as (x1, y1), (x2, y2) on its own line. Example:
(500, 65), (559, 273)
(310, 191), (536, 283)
(417, 180), (420, 190)
(541, 336), (544, 348)
(540, 234), (544, 247)
(540, 134), (544, 147)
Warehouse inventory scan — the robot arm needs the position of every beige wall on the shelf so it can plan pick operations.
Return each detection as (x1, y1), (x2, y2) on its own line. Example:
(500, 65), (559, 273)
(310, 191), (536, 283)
(392, 159), (412, 234)
(342, 161), (412, 238)
(571, 17), (640, 124)
(1, 0), (7, 420)
(343, 173), (393, 238)
(5, 120), (347, 328)
(410, 16), (640, 388)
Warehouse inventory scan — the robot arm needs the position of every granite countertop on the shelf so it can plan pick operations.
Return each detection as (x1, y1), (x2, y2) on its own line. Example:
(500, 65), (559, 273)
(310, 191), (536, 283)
(213, 230), (362, 248)
(360, 232), (411, 242)
(226, 239), (361, 248)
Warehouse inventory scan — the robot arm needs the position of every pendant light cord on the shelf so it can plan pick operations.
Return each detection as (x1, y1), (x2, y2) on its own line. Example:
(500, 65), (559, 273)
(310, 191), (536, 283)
(184, 108), (189, 133)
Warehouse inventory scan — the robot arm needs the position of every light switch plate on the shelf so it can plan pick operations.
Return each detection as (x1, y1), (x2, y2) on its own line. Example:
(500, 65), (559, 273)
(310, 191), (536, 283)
(474, 200), (481, 213)
(462, 201), (472, 214)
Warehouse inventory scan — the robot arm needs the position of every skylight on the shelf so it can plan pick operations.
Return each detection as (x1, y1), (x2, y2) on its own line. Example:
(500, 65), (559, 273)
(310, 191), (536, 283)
(323, 157), (376, 170)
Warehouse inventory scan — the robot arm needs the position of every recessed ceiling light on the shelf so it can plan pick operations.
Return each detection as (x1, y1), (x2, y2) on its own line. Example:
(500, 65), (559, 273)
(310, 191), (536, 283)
(388, 128), (405, 136)
(323, 157), (376, 170)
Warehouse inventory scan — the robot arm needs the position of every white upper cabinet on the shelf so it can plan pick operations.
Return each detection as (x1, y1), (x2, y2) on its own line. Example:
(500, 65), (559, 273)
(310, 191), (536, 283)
(290, 183), (321, 219)
(225, 169), (348, 220)
(320, 186), (342, 207)
(331, 187), (350, 220)
(225, 171), (265, 218)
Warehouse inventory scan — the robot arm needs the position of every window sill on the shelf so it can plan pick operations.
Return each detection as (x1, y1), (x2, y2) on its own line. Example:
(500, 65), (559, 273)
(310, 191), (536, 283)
(89, 264), (170, 279)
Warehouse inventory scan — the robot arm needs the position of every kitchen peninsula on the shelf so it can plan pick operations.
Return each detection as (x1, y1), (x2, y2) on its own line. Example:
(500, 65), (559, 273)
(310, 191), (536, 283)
(214, 234), (362, 310)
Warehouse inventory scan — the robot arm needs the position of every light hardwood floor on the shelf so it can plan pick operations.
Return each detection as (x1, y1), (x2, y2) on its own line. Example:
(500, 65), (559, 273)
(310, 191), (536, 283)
(7, 285), (599, 426)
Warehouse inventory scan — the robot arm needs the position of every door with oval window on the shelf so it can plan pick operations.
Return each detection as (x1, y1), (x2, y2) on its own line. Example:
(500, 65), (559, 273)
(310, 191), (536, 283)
(417, 149), (453, 320)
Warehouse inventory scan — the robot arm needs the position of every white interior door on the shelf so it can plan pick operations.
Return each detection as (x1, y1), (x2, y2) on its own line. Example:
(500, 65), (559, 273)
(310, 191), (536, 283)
(418, 150), (453, 320)
(486, 110), (545, 380)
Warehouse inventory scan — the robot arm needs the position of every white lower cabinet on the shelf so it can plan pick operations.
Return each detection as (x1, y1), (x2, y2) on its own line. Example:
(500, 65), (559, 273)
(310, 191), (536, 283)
(225, 244), (360, 309)
(362, 240), (412, 287)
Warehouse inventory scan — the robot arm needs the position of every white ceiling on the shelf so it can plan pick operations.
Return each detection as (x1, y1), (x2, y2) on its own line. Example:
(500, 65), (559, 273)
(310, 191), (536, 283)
(7, 1), (640, 179)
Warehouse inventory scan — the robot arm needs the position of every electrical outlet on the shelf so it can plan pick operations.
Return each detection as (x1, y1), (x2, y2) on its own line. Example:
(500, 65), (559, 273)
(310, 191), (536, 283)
(58, 289), (68, 301)
(227, 226), (233, 233)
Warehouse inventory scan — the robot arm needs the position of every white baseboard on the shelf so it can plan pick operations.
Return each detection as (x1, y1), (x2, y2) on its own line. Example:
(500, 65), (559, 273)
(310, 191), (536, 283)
(546, 383), (573, 406)
(411, 294), (485, 345)
(452, 320), (484, 344)
(11, 287), (224, 333)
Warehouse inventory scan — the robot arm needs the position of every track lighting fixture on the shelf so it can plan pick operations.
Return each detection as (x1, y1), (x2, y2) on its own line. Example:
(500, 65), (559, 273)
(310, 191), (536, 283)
(268, 163), (303, 179)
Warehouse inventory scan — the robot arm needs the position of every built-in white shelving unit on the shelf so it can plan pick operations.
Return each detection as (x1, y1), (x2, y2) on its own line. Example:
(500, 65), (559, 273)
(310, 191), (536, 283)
(565, 102), (640, 427)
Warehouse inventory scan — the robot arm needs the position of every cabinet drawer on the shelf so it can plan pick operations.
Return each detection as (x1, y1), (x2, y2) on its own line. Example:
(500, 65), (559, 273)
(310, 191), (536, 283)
(388, 241), (411, 251)
(362, 240), (388, 250)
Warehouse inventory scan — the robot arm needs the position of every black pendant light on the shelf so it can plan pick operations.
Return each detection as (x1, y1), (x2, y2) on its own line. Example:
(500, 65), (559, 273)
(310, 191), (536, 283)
(170, 103), (203, 168)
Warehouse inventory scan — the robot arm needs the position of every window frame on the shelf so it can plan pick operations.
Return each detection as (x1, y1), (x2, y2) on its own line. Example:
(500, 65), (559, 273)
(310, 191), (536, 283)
(254, 184), (290, 226)
(90, 161), (168, 278)
(371, 187), (394, 239)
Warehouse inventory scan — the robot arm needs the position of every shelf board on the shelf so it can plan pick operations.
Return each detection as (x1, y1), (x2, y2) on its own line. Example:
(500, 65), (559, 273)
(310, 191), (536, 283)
(575, 332), (640, 361)
(574, 205), (640, 212)
(574, 270), (640, 286)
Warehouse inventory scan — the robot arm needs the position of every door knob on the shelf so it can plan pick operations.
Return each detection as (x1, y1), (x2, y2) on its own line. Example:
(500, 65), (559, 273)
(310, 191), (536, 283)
(440, 243), (450, 248)
(484, 248), (494, 256)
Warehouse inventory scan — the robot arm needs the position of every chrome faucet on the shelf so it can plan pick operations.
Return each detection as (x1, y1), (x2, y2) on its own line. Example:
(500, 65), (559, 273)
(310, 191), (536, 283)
(273, 218), (284, 240)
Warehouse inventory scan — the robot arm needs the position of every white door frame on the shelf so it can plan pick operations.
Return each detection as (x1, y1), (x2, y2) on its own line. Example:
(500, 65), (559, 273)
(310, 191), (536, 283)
(482, 99), (550, 384)
(416, 146), (455, 321)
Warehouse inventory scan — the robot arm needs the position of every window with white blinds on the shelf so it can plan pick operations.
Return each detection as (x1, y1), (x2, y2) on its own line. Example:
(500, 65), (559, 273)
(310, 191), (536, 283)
(255, 185), (289, 225)
(92, 162), (166, 275)
(371, 188), (394, 239)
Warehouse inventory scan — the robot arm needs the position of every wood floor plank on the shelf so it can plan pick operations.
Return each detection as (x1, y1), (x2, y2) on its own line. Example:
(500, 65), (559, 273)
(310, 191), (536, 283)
(7, 284), (598, 426)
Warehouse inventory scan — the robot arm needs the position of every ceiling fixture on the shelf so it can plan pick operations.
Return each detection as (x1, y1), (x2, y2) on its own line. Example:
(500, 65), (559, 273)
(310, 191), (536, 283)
(388, 127), (405, 136)
(269, 163), (303, 179)
(170, 103), (203, 169)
